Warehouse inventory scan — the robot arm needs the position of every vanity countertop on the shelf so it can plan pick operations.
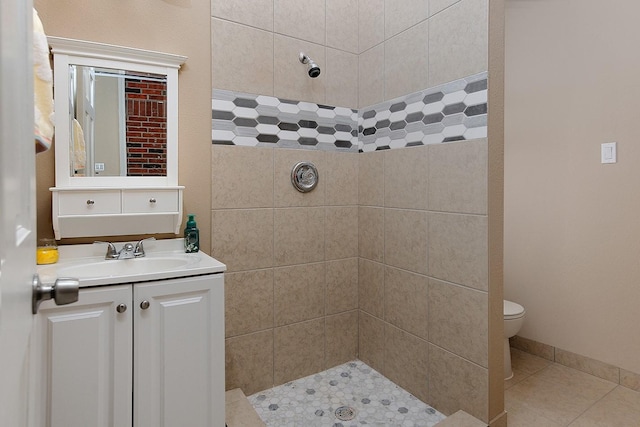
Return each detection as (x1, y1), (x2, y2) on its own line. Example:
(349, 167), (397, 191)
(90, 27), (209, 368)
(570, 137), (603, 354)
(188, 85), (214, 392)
(37, 238), (226, 287)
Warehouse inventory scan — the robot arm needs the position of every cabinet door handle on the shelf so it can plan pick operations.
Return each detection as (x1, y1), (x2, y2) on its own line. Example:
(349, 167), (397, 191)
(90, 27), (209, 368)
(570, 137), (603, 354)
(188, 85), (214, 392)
(116, 303), (127, 313)
(140, 300), (150, 310)
(86, 199), (95, 205)
(149, 198), (157, 204)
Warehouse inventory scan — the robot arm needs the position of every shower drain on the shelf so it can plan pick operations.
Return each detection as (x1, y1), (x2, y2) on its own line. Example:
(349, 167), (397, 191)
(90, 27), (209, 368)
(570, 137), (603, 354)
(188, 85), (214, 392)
(335, 406), (356, 421)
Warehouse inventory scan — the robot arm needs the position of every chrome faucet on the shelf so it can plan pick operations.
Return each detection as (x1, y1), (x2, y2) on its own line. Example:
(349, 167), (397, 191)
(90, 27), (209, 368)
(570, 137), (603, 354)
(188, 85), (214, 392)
(118, 243), (136, 259)
(133, 237), (155, 258)
(95, 237), (155, 260)
(94, 241), (119, 260)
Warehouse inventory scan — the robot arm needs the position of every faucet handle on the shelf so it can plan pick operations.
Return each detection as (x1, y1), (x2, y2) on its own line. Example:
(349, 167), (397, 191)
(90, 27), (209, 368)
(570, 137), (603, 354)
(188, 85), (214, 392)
(94, 241), (118, 259)
(134, 237), (156, 258)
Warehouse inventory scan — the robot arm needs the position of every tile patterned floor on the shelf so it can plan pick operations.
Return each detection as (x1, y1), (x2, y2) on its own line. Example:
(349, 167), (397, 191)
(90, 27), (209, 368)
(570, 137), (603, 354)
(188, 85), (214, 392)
(248, 360), (446, 427)
(506, 348), (640, 426)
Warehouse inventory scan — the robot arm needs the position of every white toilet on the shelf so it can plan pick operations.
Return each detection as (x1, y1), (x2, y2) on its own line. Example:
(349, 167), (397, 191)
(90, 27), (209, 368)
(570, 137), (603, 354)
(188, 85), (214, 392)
(503, 299), (526, 380)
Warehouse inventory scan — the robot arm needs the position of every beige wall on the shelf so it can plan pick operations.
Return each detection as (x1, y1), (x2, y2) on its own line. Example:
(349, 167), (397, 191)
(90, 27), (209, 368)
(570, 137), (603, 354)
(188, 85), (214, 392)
(216, 145), (359, 395)
(34, 0), (213, 253)
(505, 1), (640, 374)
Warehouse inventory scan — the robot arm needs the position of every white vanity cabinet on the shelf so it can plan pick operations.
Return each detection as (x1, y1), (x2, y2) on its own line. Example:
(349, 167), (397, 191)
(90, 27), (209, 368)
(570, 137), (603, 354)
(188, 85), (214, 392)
(33, 273), (225, 427)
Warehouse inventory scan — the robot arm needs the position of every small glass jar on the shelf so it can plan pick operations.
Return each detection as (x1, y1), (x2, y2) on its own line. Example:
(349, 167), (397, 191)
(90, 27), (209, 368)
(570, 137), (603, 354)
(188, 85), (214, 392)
(36, 238), (59, 265)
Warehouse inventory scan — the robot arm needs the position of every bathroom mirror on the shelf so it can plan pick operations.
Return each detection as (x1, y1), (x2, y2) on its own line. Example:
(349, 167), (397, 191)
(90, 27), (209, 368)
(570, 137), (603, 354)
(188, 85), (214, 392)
(48, 37), (186, 188)
(68, 65), (168, 178)
(48, 37), (187, 239)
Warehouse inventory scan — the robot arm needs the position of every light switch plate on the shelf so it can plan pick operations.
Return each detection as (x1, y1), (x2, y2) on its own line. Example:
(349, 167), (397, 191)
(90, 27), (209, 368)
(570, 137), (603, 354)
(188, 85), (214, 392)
(601, 142), (617, 164)
(94, 162), (105, 172)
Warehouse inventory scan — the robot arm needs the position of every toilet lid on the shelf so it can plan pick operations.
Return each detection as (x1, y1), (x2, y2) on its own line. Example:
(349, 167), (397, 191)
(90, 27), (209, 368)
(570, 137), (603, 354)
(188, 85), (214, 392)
(504, 300), (525, 319)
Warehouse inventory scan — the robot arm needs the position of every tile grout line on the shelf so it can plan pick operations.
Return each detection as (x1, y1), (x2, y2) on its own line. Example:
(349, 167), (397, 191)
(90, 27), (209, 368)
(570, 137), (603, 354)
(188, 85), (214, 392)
(271, 145), (276, 389)
(563, 384), (620, 427)
(507, 355), (625, 426)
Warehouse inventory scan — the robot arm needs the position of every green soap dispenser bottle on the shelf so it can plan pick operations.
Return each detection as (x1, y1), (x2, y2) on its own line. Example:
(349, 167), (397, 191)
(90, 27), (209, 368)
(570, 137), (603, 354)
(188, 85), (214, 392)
(184, 214), (199, 253)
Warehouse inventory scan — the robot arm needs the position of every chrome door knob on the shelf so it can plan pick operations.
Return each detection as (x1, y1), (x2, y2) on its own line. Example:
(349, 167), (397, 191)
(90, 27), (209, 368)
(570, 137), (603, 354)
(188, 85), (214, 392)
(140, 300), (150, 310)
(32, 275), (80, 314)
(116, 303), (127, 313)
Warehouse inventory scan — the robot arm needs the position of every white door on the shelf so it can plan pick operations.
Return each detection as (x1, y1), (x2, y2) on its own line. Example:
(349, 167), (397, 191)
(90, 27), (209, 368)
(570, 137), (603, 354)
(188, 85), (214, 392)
(133, 275), (225, 427)
(0, 0), (38, 426)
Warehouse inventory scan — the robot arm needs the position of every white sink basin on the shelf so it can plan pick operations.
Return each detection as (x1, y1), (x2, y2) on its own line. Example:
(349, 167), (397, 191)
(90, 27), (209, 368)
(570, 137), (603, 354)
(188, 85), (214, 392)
(37, 239), (226, 287)
(56, 255), (196, 279)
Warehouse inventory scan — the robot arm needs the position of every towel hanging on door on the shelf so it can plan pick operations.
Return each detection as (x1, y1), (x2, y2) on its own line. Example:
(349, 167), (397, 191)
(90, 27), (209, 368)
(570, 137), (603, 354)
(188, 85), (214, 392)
(33, 8), (54, 153)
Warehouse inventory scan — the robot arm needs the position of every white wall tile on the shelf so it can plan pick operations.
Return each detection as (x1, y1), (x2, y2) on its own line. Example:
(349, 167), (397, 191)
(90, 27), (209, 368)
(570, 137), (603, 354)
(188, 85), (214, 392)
(358, 0), (385, 53)
(327, 0), (359, 53)
(211, 0), (274, 31)
(428, 0), (488, 86)
(384, 20), (429, 100)
(212, 18), (274, 95)
(358, 43), (385, 108)
(274, 0), (326, 45)
(384, 0), (429, 38)
(326, 48), (359, 108)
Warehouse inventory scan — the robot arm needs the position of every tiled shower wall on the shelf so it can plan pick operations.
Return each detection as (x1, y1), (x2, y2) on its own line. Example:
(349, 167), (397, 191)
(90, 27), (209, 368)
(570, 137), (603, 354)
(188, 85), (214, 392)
(211, 0), (488, 109)
(358, 0), (488, 107)
(212, 78), (488, 412)
(214, 138), (490, 421)
(212, 0), (359, 108)
(214, 146), (360, 395)
(211, 0), (491, 421)
(358, 140), (489, 420)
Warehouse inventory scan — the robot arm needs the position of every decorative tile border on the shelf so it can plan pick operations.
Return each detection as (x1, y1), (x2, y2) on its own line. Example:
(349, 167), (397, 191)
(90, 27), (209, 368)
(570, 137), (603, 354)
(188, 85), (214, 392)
(211, 71), (487, 153)
(212, 89), (358, 152)
(358, 72), (488, 152)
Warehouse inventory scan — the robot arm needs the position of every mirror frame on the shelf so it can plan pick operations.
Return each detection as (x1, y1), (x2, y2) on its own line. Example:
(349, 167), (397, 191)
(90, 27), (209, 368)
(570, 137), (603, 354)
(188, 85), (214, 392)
(48, 37), (187, 188)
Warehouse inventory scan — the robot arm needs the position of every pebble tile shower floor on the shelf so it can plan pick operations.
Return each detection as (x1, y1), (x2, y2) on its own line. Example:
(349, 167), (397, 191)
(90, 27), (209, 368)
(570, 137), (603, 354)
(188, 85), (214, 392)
(248, 360), (446, 427)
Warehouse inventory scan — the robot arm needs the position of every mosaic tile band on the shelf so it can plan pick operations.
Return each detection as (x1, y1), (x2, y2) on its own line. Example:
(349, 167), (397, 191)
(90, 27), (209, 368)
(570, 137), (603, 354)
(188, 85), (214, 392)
(212, 90), (359, 152)
(211, 71), (487, 152)
(359, 72), (487, 152)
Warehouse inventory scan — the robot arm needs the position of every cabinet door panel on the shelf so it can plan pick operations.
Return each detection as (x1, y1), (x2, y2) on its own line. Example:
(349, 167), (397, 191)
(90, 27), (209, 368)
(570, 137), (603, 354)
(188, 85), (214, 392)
(134, 275), (224, 427)
(33, 285), (132, 427)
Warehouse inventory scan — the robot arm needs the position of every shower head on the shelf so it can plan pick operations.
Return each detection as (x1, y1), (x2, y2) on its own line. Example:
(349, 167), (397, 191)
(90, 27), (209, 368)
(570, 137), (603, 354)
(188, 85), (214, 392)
(299, 52), (321, 78)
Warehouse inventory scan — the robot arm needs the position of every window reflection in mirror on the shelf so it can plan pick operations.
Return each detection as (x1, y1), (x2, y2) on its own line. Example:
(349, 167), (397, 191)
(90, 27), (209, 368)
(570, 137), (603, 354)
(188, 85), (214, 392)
(69, 66), (168, 177)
